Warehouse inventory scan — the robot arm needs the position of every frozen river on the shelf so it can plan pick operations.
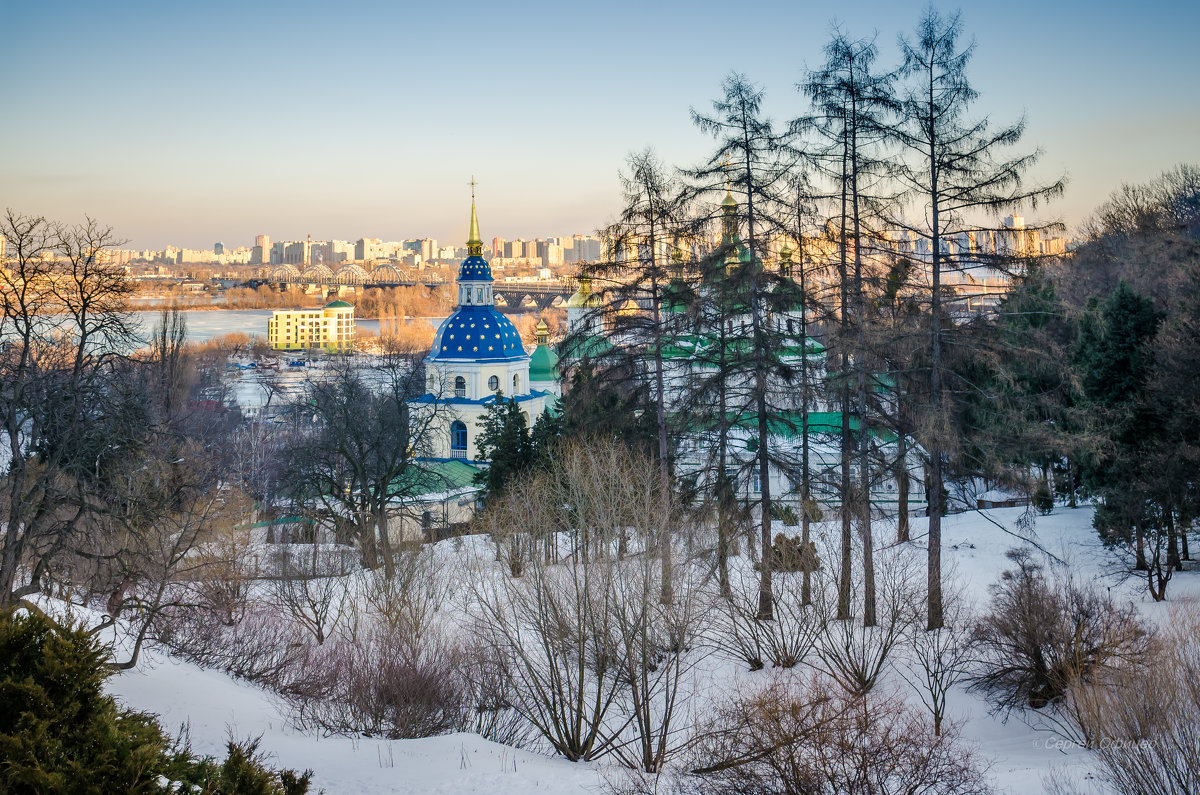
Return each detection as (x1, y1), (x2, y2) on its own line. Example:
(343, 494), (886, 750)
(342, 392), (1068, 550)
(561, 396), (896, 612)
(126, 310), (444, 415)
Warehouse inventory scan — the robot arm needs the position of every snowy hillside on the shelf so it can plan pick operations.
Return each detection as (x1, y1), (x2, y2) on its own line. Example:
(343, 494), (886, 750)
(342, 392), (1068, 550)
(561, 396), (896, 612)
(103, 505), (1198, 794)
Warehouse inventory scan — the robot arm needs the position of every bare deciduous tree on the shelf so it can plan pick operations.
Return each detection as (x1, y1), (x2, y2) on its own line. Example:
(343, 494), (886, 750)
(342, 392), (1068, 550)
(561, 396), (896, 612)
(269, 545), (350, 645)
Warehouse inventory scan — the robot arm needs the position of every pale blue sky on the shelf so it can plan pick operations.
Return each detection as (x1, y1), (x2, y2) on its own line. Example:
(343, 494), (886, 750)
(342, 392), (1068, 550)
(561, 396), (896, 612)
(2, 0), (1197, 249)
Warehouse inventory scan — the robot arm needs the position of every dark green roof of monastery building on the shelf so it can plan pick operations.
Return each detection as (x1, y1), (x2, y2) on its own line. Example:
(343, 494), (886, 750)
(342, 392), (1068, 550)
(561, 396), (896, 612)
(558, 334), (614, 360)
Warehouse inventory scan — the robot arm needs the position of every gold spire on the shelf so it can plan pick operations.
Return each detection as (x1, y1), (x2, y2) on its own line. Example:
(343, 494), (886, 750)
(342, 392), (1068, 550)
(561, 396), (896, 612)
(535, 318), (549, 345)
(467, 176), (482, 256)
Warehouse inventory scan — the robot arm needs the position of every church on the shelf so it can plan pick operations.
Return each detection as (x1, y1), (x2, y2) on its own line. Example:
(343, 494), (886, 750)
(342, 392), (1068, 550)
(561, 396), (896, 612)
(408, 194), (559, 461)
(556, 185), (928, 519)
(409, 186), (923, 519)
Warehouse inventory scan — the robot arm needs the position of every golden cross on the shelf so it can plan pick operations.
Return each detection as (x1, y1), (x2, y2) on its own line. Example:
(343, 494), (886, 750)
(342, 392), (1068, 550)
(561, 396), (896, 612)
(469, 175), (478, 197)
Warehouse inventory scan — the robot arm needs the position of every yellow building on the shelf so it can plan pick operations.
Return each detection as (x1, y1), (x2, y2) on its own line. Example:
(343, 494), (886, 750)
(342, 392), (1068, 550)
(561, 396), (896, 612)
(267, 300), (355, 351)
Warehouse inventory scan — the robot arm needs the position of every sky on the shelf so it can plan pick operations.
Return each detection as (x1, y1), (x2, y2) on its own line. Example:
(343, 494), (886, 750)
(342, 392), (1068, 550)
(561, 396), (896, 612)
(2, 0), (1198, 250)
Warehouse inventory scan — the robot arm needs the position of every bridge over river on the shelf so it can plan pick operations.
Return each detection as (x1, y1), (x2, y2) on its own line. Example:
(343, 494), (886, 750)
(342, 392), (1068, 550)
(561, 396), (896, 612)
(258, 268), (574, 311)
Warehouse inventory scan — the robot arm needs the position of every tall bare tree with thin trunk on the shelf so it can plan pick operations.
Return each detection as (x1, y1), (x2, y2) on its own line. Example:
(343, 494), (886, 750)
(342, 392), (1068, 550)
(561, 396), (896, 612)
(800, 32), (897, 625)
(689, 73), (800, 621)
(580, 148), (689, 603)
(891, 8), (1063, 629)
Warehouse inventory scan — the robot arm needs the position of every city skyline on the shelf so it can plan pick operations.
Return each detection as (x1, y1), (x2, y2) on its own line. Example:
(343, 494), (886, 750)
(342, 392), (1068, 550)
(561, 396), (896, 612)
(4, 0), (1198, 249)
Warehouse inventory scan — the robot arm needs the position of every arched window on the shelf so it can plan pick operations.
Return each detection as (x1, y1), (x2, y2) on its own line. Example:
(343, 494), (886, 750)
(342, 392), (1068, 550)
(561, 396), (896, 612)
(450, 421), (467, 458)
(488, 375), (499, 391)
(476, 287), (484, 303)
(454, 376), (466, 398)
(512, 373), (520, 393)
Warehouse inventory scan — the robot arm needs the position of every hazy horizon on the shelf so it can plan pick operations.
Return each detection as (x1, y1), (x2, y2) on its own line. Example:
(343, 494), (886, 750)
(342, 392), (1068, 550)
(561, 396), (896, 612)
(4, 0), (1198, 250)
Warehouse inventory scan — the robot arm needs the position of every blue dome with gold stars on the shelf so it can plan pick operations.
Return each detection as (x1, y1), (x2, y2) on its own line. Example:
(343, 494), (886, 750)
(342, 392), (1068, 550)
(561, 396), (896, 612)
(457, 254), (492, 282)
(428, 188), (526, 361)
(431, 304), (525, 361)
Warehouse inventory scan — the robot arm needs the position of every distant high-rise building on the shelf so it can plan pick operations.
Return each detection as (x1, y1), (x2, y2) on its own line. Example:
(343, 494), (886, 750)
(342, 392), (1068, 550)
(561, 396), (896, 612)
(418, 238), (436, 262)
(214, 242), (224, 256)
(251, 235), (270, 265)
(283, 239), (311, 266)
(492, 237), (505, 258)
(329, 240), (352, 263)
(355, 238), (380, 261)
(572, 235), (602, 263)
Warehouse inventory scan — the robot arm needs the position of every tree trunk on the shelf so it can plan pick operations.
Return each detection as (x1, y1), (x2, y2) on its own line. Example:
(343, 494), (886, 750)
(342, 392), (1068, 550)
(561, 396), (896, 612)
(717, 317), (733, 600)
(359, 517), (380, 570)
(799, 244), (813, 607)
(756, 403), (773, 621)
(1166, 507), (1182, 572)
(1134, 521), (1147, 571)
(849, 120), (876, 628)
(648, 223), (674, 605)
(836, 144), (853, 623)
(838, 381), (853, 621)
(1067, 459), (1078, 508)
(927, 455), (944, 630)
(717, 477), (732, 599)
(926, 109), (946, 631)
(376, 509), (396, 580)
(897, 433), (911, 542)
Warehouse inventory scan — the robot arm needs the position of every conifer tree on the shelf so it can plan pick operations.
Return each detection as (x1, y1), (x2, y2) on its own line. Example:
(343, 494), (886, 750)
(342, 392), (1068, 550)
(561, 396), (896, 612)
(573, 149), (691, 602)
(891, 8), (1064, 628)
(474, 394), (532, 503)
(688, 73), (801, 620)
(800, 32), (897, 624)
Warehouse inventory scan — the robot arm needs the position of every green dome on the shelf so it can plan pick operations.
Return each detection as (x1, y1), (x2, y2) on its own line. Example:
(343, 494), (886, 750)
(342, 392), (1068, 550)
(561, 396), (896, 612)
(529, 342), (559, 381)
(324, 300), (353, 309)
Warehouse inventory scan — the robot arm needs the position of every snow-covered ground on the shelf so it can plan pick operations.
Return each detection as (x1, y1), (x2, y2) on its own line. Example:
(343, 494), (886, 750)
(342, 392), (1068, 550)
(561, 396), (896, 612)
(109, 654), (606, 794)
(102, 505), (1199, 794)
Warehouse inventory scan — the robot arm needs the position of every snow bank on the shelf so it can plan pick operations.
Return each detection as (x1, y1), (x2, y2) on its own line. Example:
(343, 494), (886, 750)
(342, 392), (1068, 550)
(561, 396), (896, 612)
(101, 504), (1198, 793)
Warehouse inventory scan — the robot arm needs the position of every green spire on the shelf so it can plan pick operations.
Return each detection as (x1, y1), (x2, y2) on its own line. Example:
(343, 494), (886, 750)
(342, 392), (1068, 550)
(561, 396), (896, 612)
(467, 177), (482, 256)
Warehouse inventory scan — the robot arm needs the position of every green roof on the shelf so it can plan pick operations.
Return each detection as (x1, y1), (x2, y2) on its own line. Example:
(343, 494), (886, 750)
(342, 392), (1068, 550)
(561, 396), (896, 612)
(739, 411), (861, 437)
(557, 334), (613, 360)
(685, 410), (898, 442)
(249, 516), (312, 528)
(324, 300), (353, 309)
(529, 342), (559, 381)
(660, 334), (825, 361)
(397, 459), (482, 495)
